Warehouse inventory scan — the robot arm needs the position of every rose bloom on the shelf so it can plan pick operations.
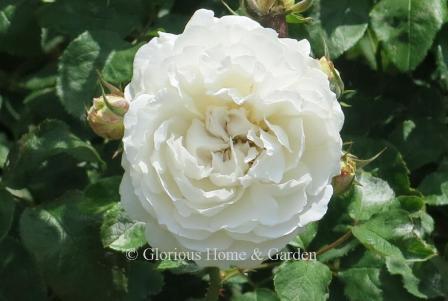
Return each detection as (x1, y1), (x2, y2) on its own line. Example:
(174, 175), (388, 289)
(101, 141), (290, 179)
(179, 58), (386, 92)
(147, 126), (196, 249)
(120, 9), (344, 268)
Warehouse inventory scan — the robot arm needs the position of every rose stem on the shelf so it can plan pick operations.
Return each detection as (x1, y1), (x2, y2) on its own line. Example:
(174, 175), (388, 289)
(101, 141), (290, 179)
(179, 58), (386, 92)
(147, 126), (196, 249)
(315, 230), (352, 256)
(205, 267), (222, 301)
(261, 14), (288, 38)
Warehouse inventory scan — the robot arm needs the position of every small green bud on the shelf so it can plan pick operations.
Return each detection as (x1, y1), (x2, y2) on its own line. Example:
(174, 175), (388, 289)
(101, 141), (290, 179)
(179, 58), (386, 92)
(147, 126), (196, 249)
(87, 94), (128, 140)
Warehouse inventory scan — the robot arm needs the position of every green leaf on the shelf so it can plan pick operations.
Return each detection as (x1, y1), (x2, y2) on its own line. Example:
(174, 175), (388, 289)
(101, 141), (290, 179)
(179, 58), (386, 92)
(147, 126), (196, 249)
(155, 13), (190, 34)
(347, 28), (379, 70)
(318, 240), (359, 263)
(396, 196), (425, 213)
(19, 191), (118, 301)
(37, 0), (148, 38)
(338, 251), (422, 301)
(397, 238), (437, 262)
(124, 261), (164, 301)
(390, 119), (448, 171)
(352, 209), (435, 298)
(274, 261), (332, 301)
(22, 88), (73, 127)
(370, 0), (447, 71)
(348, 137), (415, 195)
(19, 177), (163, 301)
(102, 43), (141, 85)
(57, 30), (131, 119)
(418, 162), (448, 206)
(19, 64), (57, 91)
(156, 259), (200, 274)
(339, 267), (382, 301)
(351, 209), (413, 259)
(233, 288), (280, 301)
(291, 0), (371, 58)
(385, 257), (425, 298)
(433, 25), (448, 91)
(0, 133), (10, 169)
(0, 0), (41, 56)
(3, 120), (104, 189)
(101, 203), (147, 252)
(0, 238), (47, 301)
(413, 256), (448, 298)
(0, 188), (15, 242)
(348, 172), (395, 221)
(289, 222), (318, 249)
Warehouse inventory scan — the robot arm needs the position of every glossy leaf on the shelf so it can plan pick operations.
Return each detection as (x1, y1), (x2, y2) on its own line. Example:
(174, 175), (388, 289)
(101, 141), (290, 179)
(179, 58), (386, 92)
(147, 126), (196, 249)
(370, 0), (447, 71)
(274, 261), (332, 301)
(57, 31), (131, 119)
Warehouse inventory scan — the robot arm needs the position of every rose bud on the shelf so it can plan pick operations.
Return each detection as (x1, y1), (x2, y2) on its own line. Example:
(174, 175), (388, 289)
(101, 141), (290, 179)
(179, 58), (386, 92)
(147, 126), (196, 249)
(87, 94), (129, 140)
(332, 148), (386, 196)
(242, 0), (313, 37)
(332, 154), (357, 196)
(319, 56), (344, 99)
(244, 0), (313, 16)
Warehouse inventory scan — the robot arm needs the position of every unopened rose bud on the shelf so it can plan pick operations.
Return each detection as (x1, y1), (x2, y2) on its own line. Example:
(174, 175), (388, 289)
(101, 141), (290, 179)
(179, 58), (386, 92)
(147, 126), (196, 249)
(244, 0), (313, 16)
(242, 0), (313, 37)
(245, 0), (275, 17)
(332, 154), (356, 196)
(332, 148), (386, 196)
(87, 94), (128, 140)
(287, 0), (313, 14)
(319, 57), (344, 99)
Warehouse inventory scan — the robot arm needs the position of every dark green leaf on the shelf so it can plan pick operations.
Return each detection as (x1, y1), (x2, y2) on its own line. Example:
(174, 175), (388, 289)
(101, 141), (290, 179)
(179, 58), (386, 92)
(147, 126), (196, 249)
(19, 177), (161, 301)
(0, 238), (47, 301)
(347, 28), (379, 70)
(57, 30), (131, 119)
(19, 64), (57, 91)
(433, 25), (448, 91)
(348, 137), (415, 195)
(0, 0), (41, 56)
(0, 133), (10, 169)
(3, 120), (104, 189)
(413, 256), (448, 298)
(124, 261), (164, 301)
(389, 119), (448, 171)
(291, 0), (371, 58)
(102, 44), (141, 85)
(37, 0), (148, 38)
(418, 162), (448, 206)
(20, 191), (120, 301)
(370, 0), (447, 71)
(233, 288), (280, 301)
(0, 188), (14, 242)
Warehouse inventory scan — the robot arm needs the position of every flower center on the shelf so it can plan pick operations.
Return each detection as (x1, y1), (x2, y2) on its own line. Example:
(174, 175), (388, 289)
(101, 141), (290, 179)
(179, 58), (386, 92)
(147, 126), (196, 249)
(204, 106), (266, 168)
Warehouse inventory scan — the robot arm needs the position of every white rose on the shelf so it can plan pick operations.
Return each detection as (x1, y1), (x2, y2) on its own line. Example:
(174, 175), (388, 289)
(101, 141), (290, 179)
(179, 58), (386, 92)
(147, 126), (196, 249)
(120, 9), (344, 268)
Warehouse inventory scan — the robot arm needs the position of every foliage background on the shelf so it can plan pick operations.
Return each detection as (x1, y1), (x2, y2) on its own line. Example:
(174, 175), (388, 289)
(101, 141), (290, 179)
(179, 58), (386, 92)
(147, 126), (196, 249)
(1, 0), (448, 300)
